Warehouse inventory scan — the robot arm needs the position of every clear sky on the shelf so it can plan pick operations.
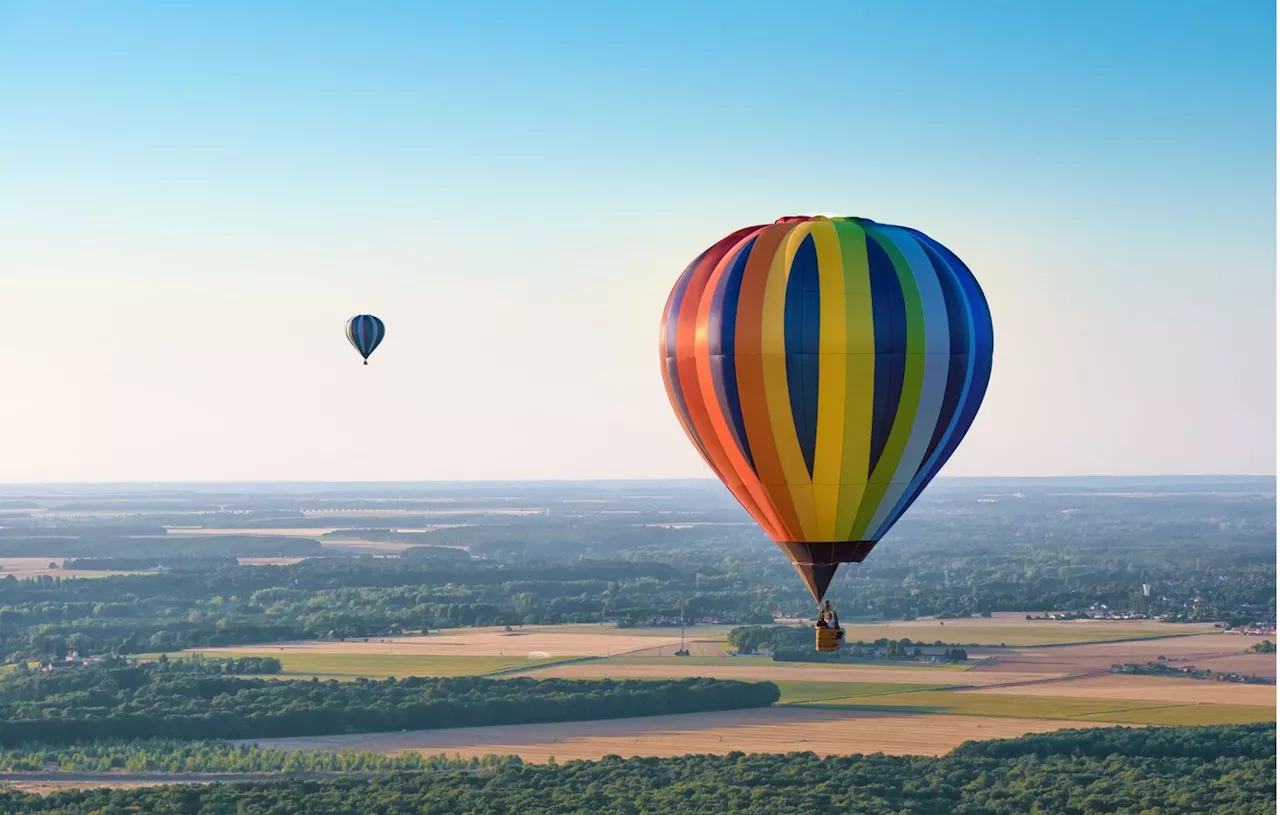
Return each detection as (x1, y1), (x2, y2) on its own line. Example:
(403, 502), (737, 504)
(1, 1), (1275, 482)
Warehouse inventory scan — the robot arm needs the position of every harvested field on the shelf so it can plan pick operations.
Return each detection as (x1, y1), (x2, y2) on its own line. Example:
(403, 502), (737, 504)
(0, 557), (142, 579)
(247, 707), (1119, 761)
(318, 539), (423, 554)
(971, 634), (1271, 674)
(514, 660), (1050, 686)
(538, 624), (740, 640)
(1190, 653), (1277, 679)
(838, 616), (1217, 647)
(193, 629), (684, 659)
(167, 527), (336, 537)
(236, 557), (306, 566)
(968, 674), (1276, 706)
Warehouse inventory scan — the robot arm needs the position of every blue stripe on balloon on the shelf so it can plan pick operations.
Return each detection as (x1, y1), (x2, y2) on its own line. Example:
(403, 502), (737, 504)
(784, 233), (821, 478)
(707, 237), (757, 472)
(871, 229), (992, 539)
(918, 239), (969, 473)
(866, 233), (908, 477)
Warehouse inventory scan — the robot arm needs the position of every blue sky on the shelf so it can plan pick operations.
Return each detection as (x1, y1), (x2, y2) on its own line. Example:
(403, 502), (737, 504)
(0, 1), (1274, 480)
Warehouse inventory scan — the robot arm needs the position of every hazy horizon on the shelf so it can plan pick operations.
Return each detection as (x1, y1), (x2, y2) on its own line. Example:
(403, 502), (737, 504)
(0, 474), (1274, 489)
(2, 1), (1275, 482)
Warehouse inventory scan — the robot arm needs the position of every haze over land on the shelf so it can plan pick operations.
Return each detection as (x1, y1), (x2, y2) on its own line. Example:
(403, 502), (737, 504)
(0, 0), (1273, 812)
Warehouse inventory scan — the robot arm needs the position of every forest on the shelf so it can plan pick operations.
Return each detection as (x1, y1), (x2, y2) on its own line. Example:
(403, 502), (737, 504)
(0, 739), (509, 774)
(0, 479), (1271, 663)
(0, 663), (779, 745)
(0, 723), (1270, 814)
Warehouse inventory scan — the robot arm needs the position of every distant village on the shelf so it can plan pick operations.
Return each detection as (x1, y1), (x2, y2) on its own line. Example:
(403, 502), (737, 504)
(40, 650), (102, 672)
(1109, 659), (1275, 686)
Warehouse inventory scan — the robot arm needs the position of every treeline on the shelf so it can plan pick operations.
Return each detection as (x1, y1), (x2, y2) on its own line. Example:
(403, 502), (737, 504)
(0, 666), (780, 745)
(950, 721), (1275, 761)
(0, 740), (517, 774)
(729, 625), (969, 661)
(60, 557), (238, 571)
(0, 558), (776, 661)
(0, 724), (1270, 814)
(146, 655), (282, 675)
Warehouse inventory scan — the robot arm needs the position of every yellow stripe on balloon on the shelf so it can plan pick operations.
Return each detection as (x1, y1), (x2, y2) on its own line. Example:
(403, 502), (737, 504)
(808, 220), (846, 541)
(760, 223), (818, 540)
(832, 220), (876, 540)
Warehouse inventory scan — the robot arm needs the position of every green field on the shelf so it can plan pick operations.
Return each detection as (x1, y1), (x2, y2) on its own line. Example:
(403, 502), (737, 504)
(803, 689), (1277, 726)
(1076, 703), (1278, 726)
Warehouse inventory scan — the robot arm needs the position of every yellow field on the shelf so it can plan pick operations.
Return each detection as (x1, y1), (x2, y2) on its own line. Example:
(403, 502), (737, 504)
(246, 707), (1118, 761)
(192, 627), (701, 659)
(0, 557), (143, 579)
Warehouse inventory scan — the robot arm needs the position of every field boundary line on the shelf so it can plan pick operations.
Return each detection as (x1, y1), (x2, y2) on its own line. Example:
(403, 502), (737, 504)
(481, 652), (601, 675)
(780, 684), (973, 706)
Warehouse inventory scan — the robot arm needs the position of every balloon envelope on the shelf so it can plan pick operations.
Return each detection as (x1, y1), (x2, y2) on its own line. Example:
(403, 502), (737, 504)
(345, 315), (386, 363)
(659, 216), (993, 602)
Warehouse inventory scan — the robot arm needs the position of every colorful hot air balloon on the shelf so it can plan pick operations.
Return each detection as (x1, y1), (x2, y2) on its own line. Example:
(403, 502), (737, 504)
(345, 315), (386, 365)
(660, 216), (993, 606)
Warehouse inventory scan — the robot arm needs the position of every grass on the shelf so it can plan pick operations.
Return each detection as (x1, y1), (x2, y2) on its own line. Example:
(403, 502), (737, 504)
(802, 689), (1277, 726)
(1075, 704), (1278, 726)
(601, 657), (745, 667)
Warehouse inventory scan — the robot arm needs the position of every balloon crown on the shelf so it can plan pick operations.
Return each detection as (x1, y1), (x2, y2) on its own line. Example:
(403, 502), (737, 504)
(773, 215), (873, 224)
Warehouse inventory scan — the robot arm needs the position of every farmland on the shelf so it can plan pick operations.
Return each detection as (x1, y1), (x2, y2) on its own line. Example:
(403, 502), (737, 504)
(0, 558), (141, 580)
(247, 707), (1113, 761)
(171, 614), (1275, 764)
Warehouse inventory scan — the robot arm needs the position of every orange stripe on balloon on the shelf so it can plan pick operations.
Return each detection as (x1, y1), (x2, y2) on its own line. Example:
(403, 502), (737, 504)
(659, 273), (716, 473)
(732, 223), (804, 542)
(672, 227), (777, 536)
(693, 230), (787, 540)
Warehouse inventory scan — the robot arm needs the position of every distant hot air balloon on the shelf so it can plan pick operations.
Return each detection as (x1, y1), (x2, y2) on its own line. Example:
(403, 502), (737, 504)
(660, 216), (993, 614)
(345, 315), (385, 365)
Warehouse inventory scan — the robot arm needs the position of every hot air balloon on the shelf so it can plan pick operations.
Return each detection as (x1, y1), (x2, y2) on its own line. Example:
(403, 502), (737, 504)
(345, 315), (385, 365)
(659, 216), (992, 646)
